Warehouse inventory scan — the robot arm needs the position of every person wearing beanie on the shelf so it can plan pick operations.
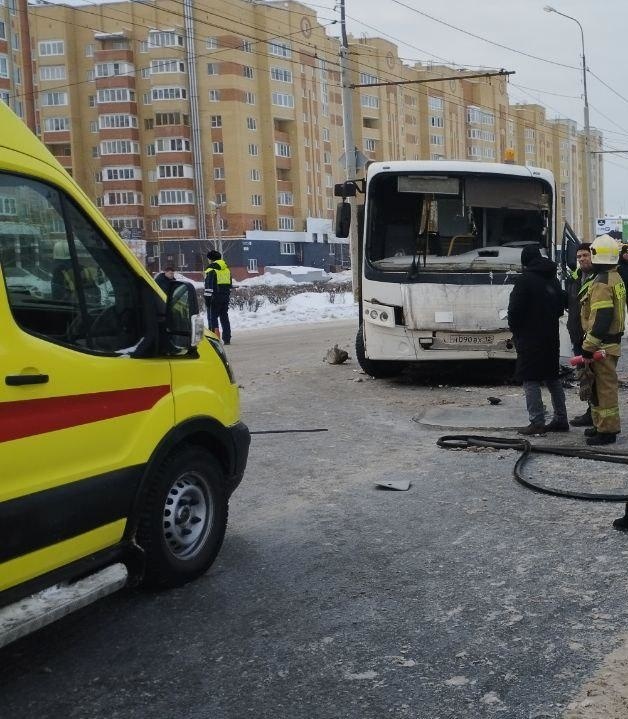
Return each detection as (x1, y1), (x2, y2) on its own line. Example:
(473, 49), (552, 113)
(204, 249), (232, 344)
(508, 243), (568, 435)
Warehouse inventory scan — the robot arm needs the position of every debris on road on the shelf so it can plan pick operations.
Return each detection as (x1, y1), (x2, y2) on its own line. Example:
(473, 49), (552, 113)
(324, 344), (349, 364)
(375, 479), (411, 491)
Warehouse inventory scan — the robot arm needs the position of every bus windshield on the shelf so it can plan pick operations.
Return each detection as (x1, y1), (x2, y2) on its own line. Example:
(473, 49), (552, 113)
(365, 171), (552, 273)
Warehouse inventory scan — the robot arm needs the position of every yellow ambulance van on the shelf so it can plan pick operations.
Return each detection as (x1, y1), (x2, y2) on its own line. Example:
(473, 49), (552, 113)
(0, 103), (249, 647)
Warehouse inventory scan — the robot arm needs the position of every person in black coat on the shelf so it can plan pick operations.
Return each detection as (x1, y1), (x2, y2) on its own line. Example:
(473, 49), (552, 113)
(507, 244), (568, 435)
(155, 266), (176, 294)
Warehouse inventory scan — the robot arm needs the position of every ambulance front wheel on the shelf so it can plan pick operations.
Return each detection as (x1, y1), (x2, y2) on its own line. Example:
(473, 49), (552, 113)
(136, 446), (228, 588)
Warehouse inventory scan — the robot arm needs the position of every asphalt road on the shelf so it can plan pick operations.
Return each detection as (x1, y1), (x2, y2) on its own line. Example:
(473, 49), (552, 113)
(3, 320), (628, 719)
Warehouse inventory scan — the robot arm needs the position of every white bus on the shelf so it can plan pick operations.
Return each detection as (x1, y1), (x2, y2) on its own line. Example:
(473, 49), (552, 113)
(335, 161), (558, 377)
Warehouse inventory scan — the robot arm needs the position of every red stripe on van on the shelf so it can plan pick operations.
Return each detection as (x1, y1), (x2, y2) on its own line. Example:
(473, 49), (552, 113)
(0, 385), (171, 443)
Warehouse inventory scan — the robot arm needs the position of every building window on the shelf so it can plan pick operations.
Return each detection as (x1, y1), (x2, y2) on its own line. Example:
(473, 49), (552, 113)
(41, 91), (68, 106)
(152, 86), (187, 101)
(364, 138), (376, 152)
(250, 168), (261, 181)
(211, 115), (222, 128)
(206, 37), (218, 49)
(322, 127), (330, 141)
(158, 165), (188, 179)
(246, 117), (257, 130)
(271, 92), (294, 108)
(151, 59), (185, 74)
(43, 117), (70, 132)
(428, 96), (444, 111)
(359, 72), (378, 85)
(430, 115), (444, 128)
(278, 192), (293, 206)
(429, 135), (444, 146)
(214, 167), (225, 179)
(252, 219), (263, 230)
(0, 21), (5, 40)
(251, 194), (263, 206)
(280, 241), (296, 255)
(271, 66), (293, 83)
(39, 65), (66, 81)
(268, 41), (291, 58)
(95, 62), (134, 78)
(241, 40), (253, 53)
(209, 90), (220, 102)
(97, 88), (135, 103)
(247, 258), (258, 273)
(278, 217), (294, 230)
(106, 167), (139, 180)
(274, 141), (291, 157)
(155, 112), (189, 126)
(212, 141), (224, 154)
(100, 140), (140, 155)
(149, 31), (184, 48)
(156, 138), (190, 152)
(248, 144), (259, 156)
(159, 189), (194, 205)
(99, 114), (138, 129)
(207, 63), (219, 76)
(360, 94), (379, 109)
(243, 65), (254, 79)
(244, 92), (256, 105)
(38, 40), (64, 56)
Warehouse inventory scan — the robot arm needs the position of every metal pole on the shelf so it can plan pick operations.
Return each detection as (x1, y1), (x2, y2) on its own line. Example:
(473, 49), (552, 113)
(544, 7), (596, 238)
(339, 0), (359, 301)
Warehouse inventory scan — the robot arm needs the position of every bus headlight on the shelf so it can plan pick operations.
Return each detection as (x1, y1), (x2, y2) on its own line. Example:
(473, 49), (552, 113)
(363, 301), (395, 328)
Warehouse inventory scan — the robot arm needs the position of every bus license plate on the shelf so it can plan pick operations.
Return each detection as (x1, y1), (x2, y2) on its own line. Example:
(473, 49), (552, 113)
(444, 334), (495, 345)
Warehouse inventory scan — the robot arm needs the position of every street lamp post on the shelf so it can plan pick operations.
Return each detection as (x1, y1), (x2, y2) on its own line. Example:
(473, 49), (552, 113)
(544, 5), (596, 239)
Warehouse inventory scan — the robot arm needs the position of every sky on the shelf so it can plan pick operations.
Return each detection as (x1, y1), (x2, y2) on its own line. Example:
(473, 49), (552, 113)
(313, 0), (628, 215)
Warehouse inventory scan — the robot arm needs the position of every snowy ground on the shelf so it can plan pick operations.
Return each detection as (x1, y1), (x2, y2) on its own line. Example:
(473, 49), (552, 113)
(183, 267), (358, 331)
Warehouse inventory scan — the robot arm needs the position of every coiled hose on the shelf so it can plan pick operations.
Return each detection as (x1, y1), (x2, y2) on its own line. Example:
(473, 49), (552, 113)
(437, 434), (628, 502)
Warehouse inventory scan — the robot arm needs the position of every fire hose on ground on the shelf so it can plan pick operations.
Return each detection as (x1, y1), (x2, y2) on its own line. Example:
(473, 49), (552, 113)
(436, 434), (628, 528)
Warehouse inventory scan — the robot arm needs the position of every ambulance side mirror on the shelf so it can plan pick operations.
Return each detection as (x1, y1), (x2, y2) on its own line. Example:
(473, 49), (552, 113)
(165, 281), (204, 353)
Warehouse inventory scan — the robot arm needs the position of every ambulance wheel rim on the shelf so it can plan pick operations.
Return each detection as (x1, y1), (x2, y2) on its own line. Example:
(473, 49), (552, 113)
(162, 472), (214, 559)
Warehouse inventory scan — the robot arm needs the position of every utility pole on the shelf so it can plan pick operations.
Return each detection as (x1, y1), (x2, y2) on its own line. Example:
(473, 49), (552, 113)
(544, 6), (596, 238)
(339, 0), (359, 301)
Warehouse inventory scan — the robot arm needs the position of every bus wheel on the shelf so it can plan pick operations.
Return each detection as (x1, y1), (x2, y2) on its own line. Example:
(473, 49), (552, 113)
(355, 325), (402, 379)
(136, 447), (228, 589)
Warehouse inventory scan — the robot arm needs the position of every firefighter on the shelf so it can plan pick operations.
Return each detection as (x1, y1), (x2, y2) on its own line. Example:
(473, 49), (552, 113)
(204, 249), (232, 344)
(580, 234), (626, 446)
(566, 243), (594, 427)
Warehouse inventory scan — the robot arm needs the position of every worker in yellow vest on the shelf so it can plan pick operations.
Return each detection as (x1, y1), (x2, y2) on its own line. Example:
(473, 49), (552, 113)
(204, 249), (232, 344)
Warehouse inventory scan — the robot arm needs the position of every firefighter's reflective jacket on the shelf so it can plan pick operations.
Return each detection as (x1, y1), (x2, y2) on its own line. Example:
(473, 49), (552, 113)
(581, 268), (626, 356)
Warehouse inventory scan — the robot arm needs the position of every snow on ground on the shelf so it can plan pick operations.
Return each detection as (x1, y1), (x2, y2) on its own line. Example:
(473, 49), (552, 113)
(182, 267), (357, 332)
(230, 290), (357, 331)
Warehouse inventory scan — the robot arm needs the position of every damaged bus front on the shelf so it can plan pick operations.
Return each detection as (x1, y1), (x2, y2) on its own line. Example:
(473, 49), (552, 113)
(340, 161), (556, 378)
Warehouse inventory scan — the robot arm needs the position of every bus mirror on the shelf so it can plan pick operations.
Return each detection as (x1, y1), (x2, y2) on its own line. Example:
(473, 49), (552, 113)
(334, 182), (357, 198)
(335, 202), (351, 238)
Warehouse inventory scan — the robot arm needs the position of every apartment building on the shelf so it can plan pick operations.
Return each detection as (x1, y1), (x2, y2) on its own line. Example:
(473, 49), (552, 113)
(0, 0), (35, 129)
(14, 0), (602, 268)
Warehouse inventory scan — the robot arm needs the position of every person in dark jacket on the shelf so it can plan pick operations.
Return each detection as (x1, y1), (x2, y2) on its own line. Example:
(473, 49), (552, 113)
(204, 250), (232, 344)
(155, 266), (176, 294)
(617, 244), (628, 301)
(565, 244), (594, 426)
(508, 244), (568, 435)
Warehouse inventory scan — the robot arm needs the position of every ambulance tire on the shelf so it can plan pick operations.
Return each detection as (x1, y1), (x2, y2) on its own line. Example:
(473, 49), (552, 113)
(355, 325), (402, 379)
(137, 446), (228, 588)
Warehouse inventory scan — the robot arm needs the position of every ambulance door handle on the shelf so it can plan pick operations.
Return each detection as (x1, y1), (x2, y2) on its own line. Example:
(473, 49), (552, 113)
(5, 374), (49, 386)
